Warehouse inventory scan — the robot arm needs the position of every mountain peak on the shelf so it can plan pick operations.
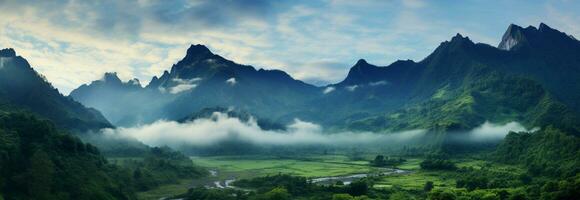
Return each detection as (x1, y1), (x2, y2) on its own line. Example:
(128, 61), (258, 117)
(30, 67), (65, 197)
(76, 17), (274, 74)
(440, 33), (475, 51)
(171, 44), (217, 71)
(0, 48), (16, 57)
(185, 44), (213, 59)
(128, 78), (141, 87)
(351, 59), (375, 71)
(450, 33), (473, 44)
(538, 22), (552, 32)
(498, 23), (527, 50)
(355, 59), (368, 65)
(102, 72), (123, 84)
(498, 23), (578, 51)
(338, 59), (383, 86)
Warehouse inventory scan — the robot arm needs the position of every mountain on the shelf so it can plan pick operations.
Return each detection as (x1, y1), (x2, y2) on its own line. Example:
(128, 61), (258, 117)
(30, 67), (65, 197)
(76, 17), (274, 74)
(499, 23), (579, 51)
(157, 44), (319, 121)
(0, 48), (112, 131)
(0, 51), (206, 199)
(495, 23), (580, 111)
(347, 30), (580, 134)
(70, 23), (580, 136)
(305, 59), (422, 125)
(69, 72), (159, 126)
(70, 44), (319, 126)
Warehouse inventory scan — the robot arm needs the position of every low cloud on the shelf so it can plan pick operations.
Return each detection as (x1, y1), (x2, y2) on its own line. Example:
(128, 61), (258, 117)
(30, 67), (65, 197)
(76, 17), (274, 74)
(160, 77), (201, 94)
(369, 80), (389, 86)
(226, 77), (237, 86)
(101, 112), (427, 148)
(0, 57), (9, 69)
(100, 113), (538, 152)
(322, 86), (335, 94)
(466, 121), (538, 141)
(345, 85), (358, 91)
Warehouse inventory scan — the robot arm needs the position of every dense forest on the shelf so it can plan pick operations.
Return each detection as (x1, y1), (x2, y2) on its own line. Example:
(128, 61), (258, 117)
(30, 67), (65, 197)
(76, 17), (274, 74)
(0, 112), (205, 200)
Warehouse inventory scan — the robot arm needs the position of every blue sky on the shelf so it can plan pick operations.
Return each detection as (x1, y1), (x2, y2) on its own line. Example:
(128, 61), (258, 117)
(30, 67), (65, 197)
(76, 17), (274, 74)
(0, 0), (578, 94)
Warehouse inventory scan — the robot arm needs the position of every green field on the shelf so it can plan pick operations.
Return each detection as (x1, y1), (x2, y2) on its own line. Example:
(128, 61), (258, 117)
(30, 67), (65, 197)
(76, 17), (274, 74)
(374, 157), (454, 190)
(136, 179), (192, 200)
(136, 154), (381, 199)
(136, 155), (527, 199)
(375, 158), (526, 190)
(375, 171), (456, 190)
(191, 155), (379, 179)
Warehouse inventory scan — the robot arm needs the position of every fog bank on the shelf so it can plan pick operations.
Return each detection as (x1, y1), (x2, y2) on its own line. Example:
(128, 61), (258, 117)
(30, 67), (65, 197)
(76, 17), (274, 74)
(100, 112), (536, 150)
(101, 112), (426, 148)
(465, 121), (537, 141)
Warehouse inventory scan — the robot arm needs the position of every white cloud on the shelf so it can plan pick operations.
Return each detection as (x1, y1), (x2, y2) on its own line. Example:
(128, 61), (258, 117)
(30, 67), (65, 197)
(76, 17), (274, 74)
(0, 57), (9, 69)
(323, 86), (335, 94)
(467, 121), (538, 141)
(369, 80), (388, 86)
(101, 112), (427, 147)
(159, 77), (201, 94)
(168, 84), (196, 94)
(99, 113), (540, 149)
(226, 77), (237, 86)
(173, 77), (202, 84)
(345, 85), (358, 91)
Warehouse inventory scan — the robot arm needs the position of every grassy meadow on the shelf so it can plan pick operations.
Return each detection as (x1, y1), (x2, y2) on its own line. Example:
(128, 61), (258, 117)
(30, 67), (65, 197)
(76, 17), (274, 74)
(131, 154), (529, 199)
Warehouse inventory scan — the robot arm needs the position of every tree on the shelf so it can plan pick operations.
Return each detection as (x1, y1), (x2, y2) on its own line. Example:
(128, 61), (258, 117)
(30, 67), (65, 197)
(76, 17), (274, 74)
(389, 192), (411, 200)
(424, 181), (434, 192)
(28, 150), (55, 199)
(518, 174), (532, 184)
(420, 158), (457, 170)
(481, 193), (499, 200)
(333, 193), (354, 200)
(508, 191), (527, 200)
(497, 190), (509, 200)
(372, 155), (386, 166)
(347, 181), (369, 196)
(428, 189), (456, 200)
(265, 187), (291, 200)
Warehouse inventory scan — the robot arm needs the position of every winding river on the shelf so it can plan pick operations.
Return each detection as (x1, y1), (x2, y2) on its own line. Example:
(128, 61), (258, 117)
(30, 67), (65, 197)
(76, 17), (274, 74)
(202, 168), (410, 189)
(310, 168), (410, 185)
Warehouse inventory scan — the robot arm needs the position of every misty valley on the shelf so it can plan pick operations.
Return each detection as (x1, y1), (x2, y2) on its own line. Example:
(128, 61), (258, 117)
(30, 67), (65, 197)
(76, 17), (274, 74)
(1, 7), (580, 200)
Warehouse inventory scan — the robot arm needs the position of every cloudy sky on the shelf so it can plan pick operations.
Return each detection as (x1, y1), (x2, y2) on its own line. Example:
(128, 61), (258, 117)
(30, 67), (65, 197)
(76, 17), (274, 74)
(0, 0), (578, 94)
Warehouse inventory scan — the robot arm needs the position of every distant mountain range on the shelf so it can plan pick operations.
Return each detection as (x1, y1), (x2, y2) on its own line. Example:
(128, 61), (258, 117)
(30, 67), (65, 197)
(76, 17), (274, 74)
(0, 23), (577, 135)
(67, 23), (580, 136)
